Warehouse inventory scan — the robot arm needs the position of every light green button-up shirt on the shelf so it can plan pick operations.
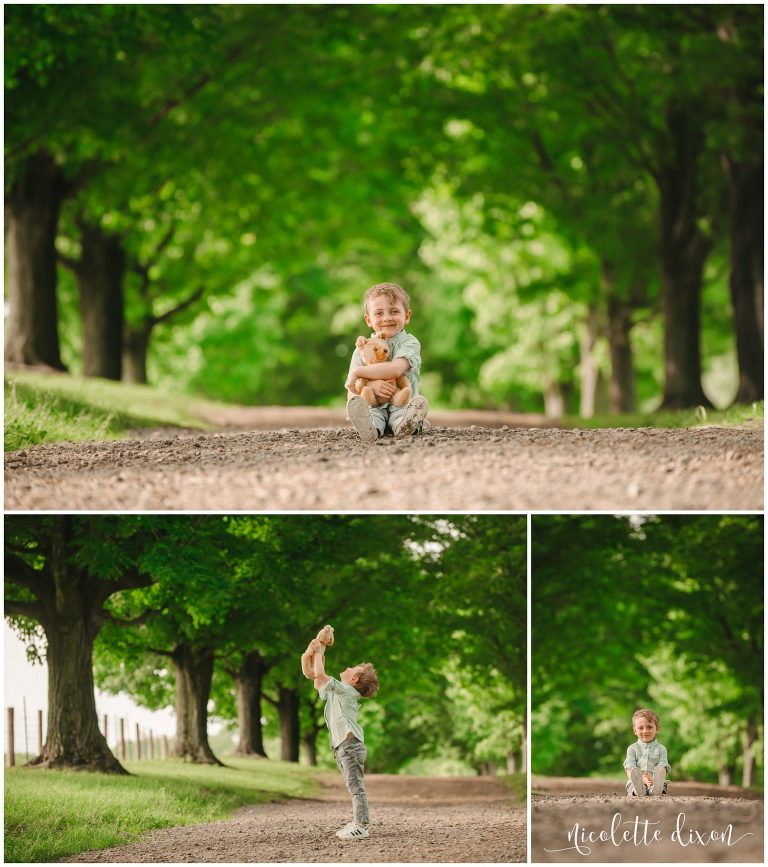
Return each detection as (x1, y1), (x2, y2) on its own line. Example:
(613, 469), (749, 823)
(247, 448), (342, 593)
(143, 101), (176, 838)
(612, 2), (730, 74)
(623, 739), (671, 772)
(347, 328), (421, 405)
(318, 676), (365, 749)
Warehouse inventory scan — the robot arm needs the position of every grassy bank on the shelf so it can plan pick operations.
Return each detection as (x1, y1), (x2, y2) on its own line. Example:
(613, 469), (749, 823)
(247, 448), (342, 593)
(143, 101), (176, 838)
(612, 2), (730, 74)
(4, 757), (321, 863)
(4, 370), (223, 451)
(562, 401), (764, 430)
(5, 368), (763, 452)
(501, 772), (527, 803)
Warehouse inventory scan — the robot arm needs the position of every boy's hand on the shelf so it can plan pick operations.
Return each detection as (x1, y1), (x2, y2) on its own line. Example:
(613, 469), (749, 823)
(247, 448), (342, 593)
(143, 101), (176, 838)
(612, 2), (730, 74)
(369, 379), (396, 401)
(643, 772), (653, 786)
(307, 638), (323, 654)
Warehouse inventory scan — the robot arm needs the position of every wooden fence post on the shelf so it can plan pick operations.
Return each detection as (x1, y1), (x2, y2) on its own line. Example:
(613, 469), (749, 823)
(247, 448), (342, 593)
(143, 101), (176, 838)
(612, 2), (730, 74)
(119, 718), (126, 760)
(148, 730), (154, 760)
(163, 735), (169, 759)
(135, 723), (142, 760)
(103, 714), (108, 744)
(7, 708), (15, 767)
(38, 709), (44, 755)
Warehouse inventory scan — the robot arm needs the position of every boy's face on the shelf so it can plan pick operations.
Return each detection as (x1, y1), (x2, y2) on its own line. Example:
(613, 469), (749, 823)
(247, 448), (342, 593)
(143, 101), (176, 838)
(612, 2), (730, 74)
(364, 294), (411, 339)
(633, 716), (659, 742)
(340, 665), (364, 685)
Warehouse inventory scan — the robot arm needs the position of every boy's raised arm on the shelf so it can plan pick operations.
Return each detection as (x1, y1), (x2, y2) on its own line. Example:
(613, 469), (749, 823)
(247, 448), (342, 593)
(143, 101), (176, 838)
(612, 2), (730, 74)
(309, 638), (330, 689)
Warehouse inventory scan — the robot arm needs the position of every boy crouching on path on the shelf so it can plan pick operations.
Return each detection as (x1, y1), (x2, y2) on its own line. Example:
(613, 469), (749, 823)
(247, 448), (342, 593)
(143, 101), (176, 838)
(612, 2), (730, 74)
(304, 636), (379, 839)
(345, 282), (429, 442)
(624, 707), (670, 798)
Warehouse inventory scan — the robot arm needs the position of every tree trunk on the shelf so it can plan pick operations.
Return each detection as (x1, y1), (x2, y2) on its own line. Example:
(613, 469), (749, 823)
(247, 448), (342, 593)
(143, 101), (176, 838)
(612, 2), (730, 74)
(171, 644), (222, 765)
(656, 106), (713, 410)
(603, 263), (637, 413)
(234, 651), (268, 757)
(4, 151), (67, 370)
(579, 304), (602, 418)
(723, 155), (763, 403)
(122, 325), (152, 384)
(25, 518), (125, 772)
(543, 378), (564, 419)
(741, 713), (757, 788)
(303, 732), (318, 766)
(718, 764), (732, 787)
(506, 750), (519, 774)
(277, 687), (300, 762)
(77, 221), (125, 380)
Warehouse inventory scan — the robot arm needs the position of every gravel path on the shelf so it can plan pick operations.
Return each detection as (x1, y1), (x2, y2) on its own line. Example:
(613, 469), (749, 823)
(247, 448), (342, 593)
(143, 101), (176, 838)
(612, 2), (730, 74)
(5, 422), (763, 511)
(63, 774), (525, 863)
(532, 776), (763, 862)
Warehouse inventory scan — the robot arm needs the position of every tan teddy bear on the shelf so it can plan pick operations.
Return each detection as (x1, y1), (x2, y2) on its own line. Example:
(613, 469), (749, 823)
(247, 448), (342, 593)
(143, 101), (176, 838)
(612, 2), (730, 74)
(300, 625), (335, 679)
(354, 333), (412, 408)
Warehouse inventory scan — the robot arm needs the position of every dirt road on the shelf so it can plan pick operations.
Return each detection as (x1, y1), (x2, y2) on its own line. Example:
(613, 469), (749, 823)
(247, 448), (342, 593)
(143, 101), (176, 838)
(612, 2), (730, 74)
(532, 776), (763, 862)
(5, 415), (763, 511)
(64, 774), (525, 863)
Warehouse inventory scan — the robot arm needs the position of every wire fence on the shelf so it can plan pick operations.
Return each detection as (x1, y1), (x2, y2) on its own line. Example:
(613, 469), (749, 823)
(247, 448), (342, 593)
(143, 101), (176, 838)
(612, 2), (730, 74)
(5, 703), (173, 767)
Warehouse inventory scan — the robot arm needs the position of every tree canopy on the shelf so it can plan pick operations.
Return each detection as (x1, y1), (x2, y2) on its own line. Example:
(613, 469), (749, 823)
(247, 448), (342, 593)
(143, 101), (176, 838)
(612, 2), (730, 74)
(531, 514), (763, 788)
(5, 5), (763, 412)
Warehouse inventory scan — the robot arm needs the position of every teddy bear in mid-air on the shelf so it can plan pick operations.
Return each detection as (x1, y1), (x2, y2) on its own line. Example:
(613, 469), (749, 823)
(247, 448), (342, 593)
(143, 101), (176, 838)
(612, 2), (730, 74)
(354, 333), (411, 407)
(301, 625), (335, 679)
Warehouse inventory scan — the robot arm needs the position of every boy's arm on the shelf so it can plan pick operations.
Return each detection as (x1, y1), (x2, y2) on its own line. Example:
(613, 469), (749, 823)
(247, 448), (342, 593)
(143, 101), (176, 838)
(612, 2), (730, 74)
(349, 358), (410, 383)
(310, 639), (330, 689)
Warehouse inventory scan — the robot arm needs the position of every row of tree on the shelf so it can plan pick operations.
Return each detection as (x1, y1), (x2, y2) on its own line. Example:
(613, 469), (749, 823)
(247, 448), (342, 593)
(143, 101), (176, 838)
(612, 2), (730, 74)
(5, 514), (526, 775)
(5, 6), (763, 413)
(532, 514), (763, 787)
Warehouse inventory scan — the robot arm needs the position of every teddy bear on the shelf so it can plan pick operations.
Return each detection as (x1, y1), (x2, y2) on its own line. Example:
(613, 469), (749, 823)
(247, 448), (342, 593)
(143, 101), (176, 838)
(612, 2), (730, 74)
(354, 333), (412, 407)
(300, 624), (335, 680)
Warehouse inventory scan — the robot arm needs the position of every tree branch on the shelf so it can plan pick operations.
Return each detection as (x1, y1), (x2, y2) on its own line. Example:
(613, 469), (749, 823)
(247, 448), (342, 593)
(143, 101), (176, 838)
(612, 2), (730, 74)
(4, 552), (51, 599)
(151, 285), (206, 327)
(56, 251), (81, 274)
(4, 598), (43, 621)
(103, 609), (155, 627)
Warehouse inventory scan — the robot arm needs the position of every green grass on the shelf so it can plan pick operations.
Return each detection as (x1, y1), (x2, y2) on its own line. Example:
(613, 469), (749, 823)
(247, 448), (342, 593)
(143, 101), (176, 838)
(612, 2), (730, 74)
(501, 772), (527, 803)
(562, 401), (763, 430)
(4, 371), (225, 451)
(4, 756), (322, 863)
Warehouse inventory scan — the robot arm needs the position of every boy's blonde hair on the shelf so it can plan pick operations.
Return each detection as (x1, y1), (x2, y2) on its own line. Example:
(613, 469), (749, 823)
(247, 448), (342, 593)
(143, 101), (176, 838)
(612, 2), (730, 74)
(632, 708), (660, 728)
(354, 662), (380, 698)
(364, 282), (411, 314)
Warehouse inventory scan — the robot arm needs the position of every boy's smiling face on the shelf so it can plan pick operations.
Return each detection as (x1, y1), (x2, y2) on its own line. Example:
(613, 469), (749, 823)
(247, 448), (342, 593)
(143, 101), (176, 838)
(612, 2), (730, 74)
(364, 294), (411, 339)
(633, 716), (659, 742)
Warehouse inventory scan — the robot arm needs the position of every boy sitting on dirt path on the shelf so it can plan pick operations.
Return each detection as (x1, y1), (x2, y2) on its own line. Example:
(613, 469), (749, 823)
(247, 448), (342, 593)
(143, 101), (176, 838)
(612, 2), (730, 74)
(345, 282), (429, 442)
(624, 707), (670, 798)
(303, 632), (380, 840)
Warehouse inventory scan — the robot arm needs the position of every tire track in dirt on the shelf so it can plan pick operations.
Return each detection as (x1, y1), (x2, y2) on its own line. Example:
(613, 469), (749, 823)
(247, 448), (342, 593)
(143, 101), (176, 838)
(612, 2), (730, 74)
(64, 774), (526, 863)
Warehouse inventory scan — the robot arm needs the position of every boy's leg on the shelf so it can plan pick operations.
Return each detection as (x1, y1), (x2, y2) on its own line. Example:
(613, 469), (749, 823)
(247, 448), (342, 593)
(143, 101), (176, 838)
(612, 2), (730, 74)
(650, 765), (666, 797)
(629, 767), (646, 797)
(335, 739), (369, 831)
(391, 396), (429, 438)
(347, 396), (385, 442)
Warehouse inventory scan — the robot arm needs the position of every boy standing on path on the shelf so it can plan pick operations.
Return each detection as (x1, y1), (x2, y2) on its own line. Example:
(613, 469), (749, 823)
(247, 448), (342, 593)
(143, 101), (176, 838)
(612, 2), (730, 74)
(305, 636), (380, 840)
(345, 282), (429, 442)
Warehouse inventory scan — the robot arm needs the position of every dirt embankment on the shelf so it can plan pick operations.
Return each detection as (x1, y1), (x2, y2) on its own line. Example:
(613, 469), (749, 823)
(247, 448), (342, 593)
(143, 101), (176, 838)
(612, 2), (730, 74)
(532, 776), (763, 863)
(5, 421), (763, 511)
(64, 774), (525, 863)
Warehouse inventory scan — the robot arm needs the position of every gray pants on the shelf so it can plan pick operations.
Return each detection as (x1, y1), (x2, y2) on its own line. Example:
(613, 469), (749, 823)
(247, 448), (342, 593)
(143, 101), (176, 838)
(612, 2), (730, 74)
(369, 403), (409, 437)
(334, 737), (369, 826)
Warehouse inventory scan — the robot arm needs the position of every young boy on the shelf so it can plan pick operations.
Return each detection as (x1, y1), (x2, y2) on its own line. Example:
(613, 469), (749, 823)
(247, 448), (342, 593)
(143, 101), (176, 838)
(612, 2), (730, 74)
(345, 282), (429, 442)
(624, 707), (670, 798)
(305, 636), (379, 839)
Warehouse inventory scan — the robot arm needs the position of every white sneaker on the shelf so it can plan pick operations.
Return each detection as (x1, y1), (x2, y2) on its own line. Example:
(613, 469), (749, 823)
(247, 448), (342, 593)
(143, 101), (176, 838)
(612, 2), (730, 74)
(336, 823), (369, 839)
(346, 396), (378, 443)
(630, 768), (646, 797)
(394, 396), (429, 438)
